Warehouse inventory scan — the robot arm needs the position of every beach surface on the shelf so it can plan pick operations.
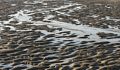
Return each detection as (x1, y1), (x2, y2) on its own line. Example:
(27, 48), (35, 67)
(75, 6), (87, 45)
(0, 0), (120, 70)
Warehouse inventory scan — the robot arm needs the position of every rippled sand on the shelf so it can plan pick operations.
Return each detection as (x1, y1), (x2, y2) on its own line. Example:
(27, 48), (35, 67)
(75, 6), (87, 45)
(0, 0), (120, 70)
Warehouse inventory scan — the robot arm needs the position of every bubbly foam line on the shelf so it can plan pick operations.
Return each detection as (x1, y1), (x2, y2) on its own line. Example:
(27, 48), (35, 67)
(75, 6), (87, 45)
(33, 20), (120, 35)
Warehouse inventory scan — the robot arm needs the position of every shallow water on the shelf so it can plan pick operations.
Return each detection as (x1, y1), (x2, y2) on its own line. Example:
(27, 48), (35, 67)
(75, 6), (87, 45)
(0, 0), (120, 70)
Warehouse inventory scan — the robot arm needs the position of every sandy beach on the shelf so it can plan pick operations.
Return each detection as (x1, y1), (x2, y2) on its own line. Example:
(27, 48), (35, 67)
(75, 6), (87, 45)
(0, 0), (120, 70)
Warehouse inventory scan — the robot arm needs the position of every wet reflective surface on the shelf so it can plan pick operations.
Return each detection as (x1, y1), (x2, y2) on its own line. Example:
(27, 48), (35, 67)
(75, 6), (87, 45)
(0, 0), (120, 70)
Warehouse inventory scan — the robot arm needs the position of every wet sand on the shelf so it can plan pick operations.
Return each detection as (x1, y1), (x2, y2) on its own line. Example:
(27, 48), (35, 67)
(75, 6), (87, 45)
(0, 0), (120, 70)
